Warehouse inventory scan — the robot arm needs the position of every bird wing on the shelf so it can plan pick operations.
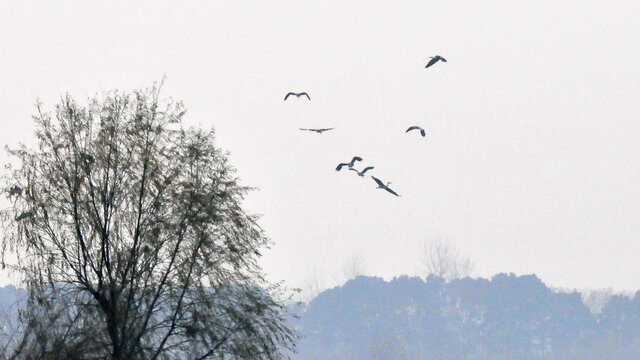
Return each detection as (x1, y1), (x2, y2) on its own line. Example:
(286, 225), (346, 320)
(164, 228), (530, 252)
(351, 156), (363, 163)
(348, 168), (359, 173)
(371, 176), (385, 187)
(336, 163), (348, 171)
(440, 57), (447, 62)
(319, 128), (334, 132)
(299, 128), (310, 131)
(361, 166), (374, 174)
(300, 92), (311, 100)
(420, 129), (426, 137)
(425, 57), (438, 68)
(406, 126), (419, 133)
(284, 92), (295, 100)
(385, 187), (400, 197)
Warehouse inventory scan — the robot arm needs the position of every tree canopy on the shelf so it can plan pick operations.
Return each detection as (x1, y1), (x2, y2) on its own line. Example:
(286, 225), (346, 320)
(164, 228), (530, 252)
(0, 84), (297, 359)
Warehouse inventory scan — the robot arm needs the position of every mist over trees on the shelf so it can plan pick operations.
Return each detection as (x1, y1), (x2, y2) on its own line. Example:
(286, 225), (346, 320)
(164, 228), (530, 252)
(0, 84), (635, 360)
(294, 274), (640, 360)
(0, 84), (297, 359)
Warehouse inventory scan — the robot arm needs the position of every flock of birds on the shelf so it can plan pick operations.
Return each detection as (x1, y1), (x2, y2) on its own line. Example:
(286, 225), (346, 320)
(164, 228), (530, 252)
(286, 55), (447, 197)
(7, 56), (447, 213)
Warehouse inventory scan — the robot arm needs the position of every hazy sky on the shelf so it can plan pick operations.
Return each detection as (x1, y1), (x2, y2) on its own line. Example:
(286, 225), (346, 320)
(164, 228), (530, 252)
(1, 1), (639, 291)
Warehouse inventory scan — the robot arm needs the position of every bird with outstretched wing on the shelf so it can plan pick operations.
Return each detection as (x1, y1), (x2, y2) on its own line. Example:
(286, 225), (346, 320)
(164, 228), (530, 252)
(284, 92), (311, 101)
(371, 176), (400, 197)
(336, 156), (363, 171)
(349, 166), (374, 177)
(425, 55), (447, 68)
(299, 128), (334, 134)
(406, 126), (426, 137)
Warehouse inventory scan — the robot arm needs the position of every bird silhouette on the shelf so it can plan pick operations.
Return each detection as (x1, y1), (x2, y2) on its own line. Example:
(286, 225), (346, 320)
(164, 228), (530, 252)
(406, 126), (426, 137)
(15, 212), (34, 221)
(299, 128), (334, 134)
(8, 185), (22, 196)
(425, 55), (447, 68)
(336, 156), (363, 171)
(284, 92), (311, 101)
(349, 166), (374, 177)
(371, 176), (400, 197)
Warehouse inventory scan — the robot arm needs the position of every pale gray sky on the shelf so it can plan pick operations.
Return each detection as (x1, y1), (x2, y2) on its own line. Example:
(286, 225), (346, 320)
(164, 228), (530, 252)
(1, 1), (639, 291)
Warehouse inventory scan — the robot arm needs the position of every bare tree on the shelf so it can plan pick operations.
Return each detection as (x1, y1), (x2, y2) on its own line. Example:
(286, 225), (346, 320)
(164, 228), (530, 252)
(420, 237), (473, 282)
(301, 267), (326, 304)
(0, 83), (297, 359)
(341, 253), (367, 282)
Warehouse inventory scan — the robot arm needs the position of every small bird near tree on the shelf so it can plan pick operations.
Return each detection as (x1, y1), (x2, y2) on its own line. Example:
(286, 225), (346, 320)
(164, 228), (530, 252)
(425, 55), (447, 68)
(336, 156), (363, 171)
(284, 92), (311, 101)
(371, 176), (400, 197)
(299, 128), (334, 134)
(349, 166), (374, 177)
(8, 185), (22, 196)
(15, 211), (34, 221)
(406, 126), (426, 137)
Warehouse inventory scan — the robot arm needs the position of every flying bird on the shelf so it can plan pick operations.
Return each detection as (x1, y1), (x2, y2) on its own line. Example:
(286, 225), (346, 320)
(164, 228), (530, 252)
(299, 128), (334, 134)
(284, 92), (311, 101)
(349, 166), (374, 177)
(425, 55), (447, 68)
(8, 185), (22, 196)
(371, 176), (400, 197)
(335, 156), (363, 171)
(406, 126), (426, 137)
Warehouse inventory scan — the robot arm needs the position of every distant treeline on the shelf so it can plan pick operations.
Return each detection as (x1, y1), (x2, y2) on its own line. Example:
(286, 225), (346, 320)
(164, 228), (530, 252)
(294, 274), (640, 360)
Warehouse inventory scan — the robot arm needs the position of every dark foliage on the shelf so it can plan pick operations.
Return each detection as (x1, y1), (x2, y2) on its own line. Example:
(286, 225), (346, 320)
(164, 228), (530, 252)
(0, 84), (297, 359)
